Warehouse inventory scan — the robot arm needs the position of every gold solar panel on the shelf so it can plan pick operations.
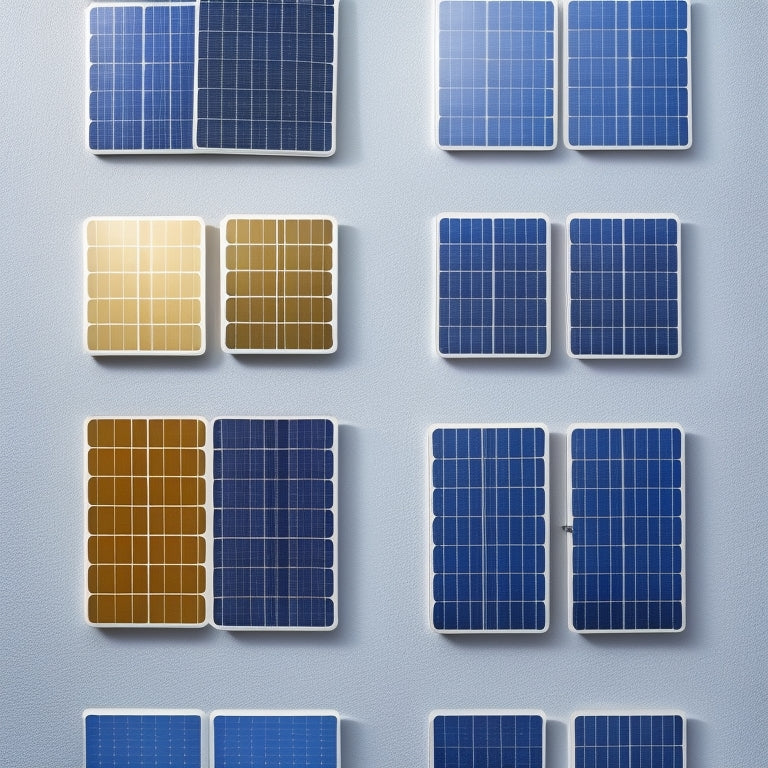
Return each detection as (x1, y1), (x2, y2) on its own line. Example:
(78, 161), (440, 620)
(84, 217), (205, 354)
(85, 418), (207, 627)
(221, 216), (337, 353)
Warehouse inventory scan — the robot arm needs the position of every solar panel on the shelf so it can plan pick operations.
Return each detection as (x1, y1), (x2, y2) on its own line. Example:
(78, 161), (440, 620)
(211, 711), (339, 768)
(431, 711), (545, 768)
(436, 215), (550, 357)
(84, 217), (206, 355)
(436, 0), (557, 149)
(568, 424), (685, 632)
(221, 217), (337, 353)
(565, 0), (691, 149)
(430, 425), (548, 632)
(85, 418), (207, 627)
(88, 3), (196, 152)
(212, 418), (337, 629)
(195, 0), (338, 155)
(83, 709), (204, 768)
(567, 215), (681, 358)
(570, 712), (686, 768)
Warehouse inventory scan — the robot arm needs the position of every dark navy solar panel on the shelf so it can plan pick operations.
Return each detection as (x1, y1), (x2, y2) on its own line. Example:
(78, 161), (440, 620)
(572, 713), (685, 768)
(84, 711), (203, 768)
(432, 712), (544, 768)
(212, 712), (339, 768)
(431, 426), (547, 631)
(566, 1), (691, 149)
(196, 0), (337, 154)
(569, 425), (684, 632)
(437, 216), (549, 356)
(212, 418), (336, 629)
(88, 4), (195, 151)
(437, 1), (556, 149)
(568, 216), (680, 357)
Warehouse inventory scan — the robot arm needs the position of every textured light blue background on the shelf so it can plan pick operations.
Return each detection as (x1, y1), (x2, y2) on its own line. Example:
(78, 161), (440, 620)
(1, 2), (767, 766)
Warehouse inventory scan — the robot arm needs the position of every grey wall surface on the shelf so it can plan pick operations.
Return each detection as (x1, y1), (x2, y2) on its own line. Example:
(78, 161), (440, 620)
(1, 1), (767, 765)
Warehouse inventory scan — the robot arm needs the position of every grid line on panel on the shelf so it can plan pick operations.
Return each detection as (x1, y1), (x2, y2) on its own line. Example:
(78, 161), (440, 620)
(222, 217), (335, 352)
(438, 216), (548, 356)
(85, 217), (205, 354)
(88, 3), (196, 151)
(570, 425), (684, 631)
(84, 712), (203, 768)
(568, 216), (679, 357)
(572, 713), (685, 768)
(85, 419), (207, 625)
(566, 0), (690, 148)
(212, 713), (338, 768)
(438, 0), (556, 148)
(433, 713), (544, 768)
(212, 419), (336, 628)
(196, 0), (337, 153)
(431, 426), (547, 631)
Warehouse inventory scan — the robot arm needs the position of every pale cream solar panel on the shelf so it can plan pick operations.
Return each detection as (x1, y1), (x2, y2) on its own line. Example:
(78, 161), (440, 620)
(84, 217), (205, 354)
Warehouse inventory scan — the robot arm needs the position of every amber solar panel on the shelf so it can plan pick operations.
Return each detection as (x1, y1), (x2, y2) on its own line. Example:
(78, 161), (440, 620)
(84, 217), (205, 355)
(85, 418), (207, 626)
(221, 216), (337, 353)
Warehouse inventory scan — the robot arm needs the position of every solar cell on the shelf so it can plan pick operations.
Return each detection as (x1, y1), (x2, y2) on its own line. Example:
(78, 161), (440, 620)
(567, 215), (681, 358)
(211, 711), (340, 768)
(570, 711), (686, 768)
(565, 0), (691, 149)
(430, 425), (548, 632)
(212, 418), (337, 629)
(88, 3), (196, 152)
(568, 424), (685, 632)
(85, 418), (207, 626)
(436, 0), (557, 149)
(84, 217), (206, 355)
(431, 711), (545, 768)
(83, 709), (204, 768)
(221, 216), (337, 353)
(195, 0), (338, 155)
(436, 215), (550, 357)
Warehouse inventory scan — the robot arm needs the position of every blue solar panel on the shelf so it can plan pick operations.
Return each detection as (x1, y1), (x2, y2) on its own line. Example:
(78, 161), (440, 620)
(437, 216), (550, 356)
(431, 712), (545, 768)
(565, 0), (691, 149)
(196, 0), (338, 154)
(431, 425), (548, 632)
(84, 710), (203, 768)
(211, 711), (339, 768)
(568, 215), (681, 358)
(212, 418), (337, 629)
(88, 3), (196, 151)
(572, 712), (686, 768)
(568, 424), (685, 632)
(437, 1), (557, 149)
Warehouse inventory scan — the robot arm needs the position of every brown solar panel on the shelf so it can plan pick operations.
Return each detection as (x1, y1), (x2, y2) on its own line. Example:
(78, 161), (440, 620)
(221, 217), (336, 353)
(84, 217), (205, 355)
(85, 418), (207, 626)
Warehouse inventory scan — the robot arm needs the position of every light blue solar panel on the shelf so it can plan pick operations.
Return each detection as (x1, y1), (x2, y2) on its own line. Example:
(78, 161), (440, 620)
(437, 0), (557, 149)
(88, 3), (196, 151)
(196, 0), (338, 154)
(568, 424), (685, 632)
(565, 0), (691, 149)
(432, 712), (545, 768)
(212, 418), (337, 629)
(211, 711), (339, 768)
(568, 215), (681, 358)
(572, 712), (686, 768)
(431, 425), (548, 632)
(84, 710), (203, 768)
(437, 216), (550, 356)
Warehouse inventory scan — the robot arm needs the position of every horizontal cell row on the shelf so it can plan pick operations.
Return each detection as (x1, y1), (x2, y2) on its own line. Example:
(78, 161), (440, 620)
(84, 419), (685, 633)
